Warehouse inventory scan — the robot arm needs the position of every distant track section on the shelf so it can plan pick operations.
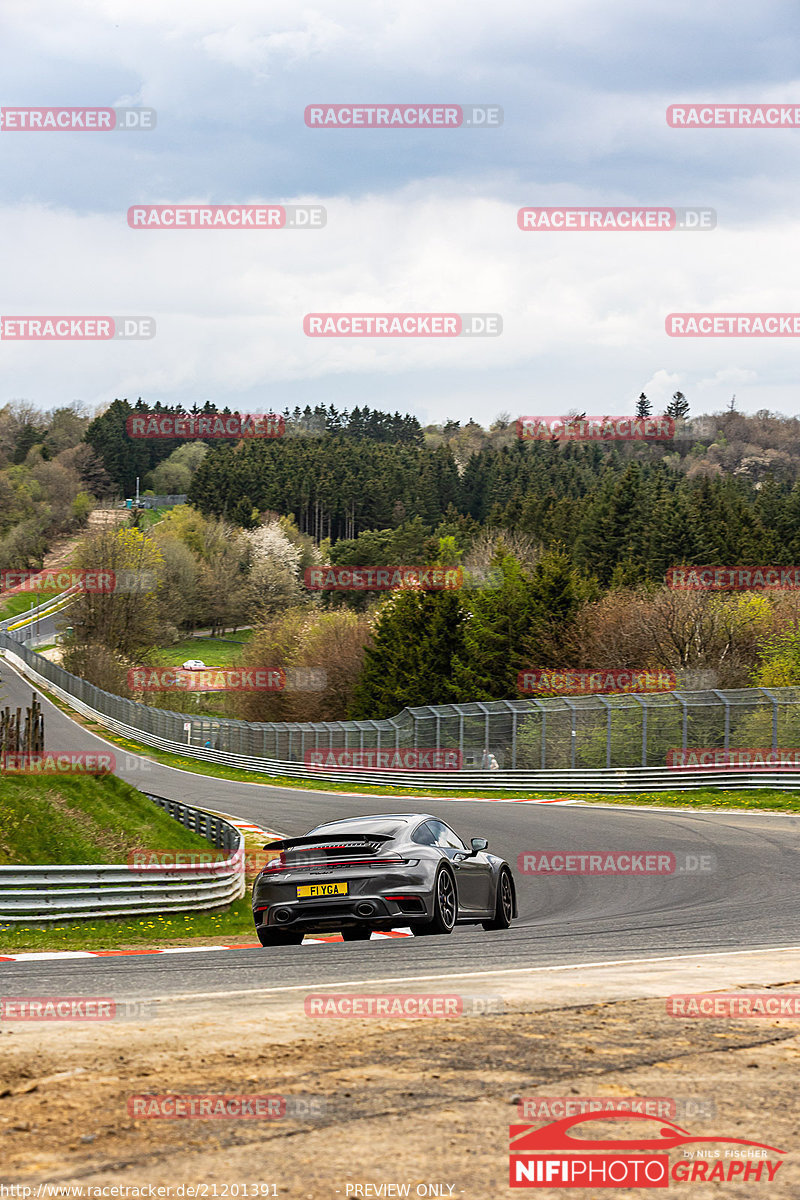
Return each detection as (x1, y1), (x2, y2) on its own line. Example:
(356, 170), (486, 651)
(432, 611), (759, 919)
(2, 640), (799, 792)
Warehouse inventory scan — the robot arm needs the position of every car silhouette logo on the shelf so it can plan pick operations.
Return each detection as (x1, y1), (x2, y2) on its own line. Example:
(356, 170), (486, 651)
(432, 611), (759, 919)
(510, 1110), (784, 1155)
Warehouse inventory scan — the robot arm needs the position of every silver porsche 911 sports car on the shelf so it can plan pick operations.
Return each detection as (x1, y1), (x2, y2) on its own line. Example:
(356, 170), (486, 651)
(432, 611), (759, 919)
(252, 812), (517, 945)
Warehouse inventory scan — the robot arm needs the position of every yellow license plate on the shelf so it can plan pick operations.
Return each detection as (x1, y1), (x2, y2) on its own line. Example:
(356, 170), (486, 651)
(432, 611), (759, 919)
(296, 881), (348, 898)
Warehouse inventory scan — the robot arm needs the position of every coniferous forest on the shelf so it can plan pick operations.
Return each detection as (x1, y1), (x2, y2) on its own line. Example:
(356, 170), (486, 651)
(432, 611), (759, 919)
(23, 398), (799, 723)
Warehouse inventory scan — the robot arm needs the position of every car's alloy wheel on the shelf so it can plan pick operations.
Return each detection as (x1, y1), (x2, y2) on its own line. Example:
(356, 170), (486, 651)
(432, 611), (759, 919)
(482, 868), (514, 930)
(413, 867), (457, 935)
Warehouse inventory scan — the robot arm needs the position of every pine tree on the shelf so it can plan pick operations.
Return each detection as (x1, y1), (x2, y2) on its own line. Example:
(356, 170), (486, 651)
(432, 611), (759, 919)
(666, 391), (690, 420)
(636, 393), (652, 418)
(522, 549), (597, 669)
(454, 551), (541, 699)
(349, 588), (469, 718)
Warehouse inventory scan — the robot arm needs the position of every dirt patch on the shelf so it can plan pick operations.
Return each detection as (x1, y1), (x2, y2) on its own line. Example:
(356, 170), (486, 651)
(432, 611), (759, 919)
(0, 989), (798, 1196)
(88, 509), (129, 528)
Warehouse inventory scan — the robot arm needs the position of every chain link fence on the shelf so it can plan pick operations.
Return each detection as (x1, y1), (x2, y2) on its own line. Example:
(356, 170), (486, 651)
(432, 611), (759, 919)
(2, 627), (797, 771)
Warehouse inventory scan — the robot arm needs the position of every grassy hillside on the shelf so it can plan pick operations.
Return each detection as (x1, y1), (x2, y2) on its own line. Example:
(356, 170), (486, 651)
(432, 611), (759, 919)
(0, 588), (62, 621)
(148, 632), (253, 669)
(0, 774), (216, 865)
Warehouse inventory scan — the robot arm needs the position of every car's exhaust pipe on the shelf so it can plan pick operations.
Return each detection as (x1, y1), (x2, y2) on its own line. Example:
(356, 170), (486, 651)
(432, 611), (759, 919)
(356, 902), (376, 918)
(273, 907), (293, 924)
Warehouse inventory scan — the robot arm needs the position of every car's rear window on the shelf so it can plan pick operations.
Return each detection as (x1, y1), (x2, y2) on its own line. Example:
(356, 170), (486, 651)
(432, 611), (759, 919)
(308, 819), (405, 837)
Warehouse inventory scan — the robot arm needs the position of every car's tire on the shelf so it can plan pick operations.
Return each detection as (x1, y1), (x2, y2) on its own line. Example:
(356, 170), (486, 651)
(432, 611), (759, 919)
(257, 927), (304, 946)
(482, 867), (514, 930)
(341, 927), (372, 941)
(412, 867), (457, 936)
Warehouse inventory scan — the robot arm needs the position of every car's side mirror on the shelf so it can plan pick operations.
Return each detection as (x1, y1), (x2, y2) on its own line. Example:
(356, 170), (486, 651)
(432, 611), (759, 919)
(470, 837), (489, 854)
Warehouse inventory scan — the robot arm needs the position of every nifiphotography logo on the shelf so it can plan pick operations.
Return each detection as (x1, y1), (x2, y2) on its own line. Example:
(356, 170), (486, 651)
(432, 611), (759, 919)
(509, 1111), (784, 1187)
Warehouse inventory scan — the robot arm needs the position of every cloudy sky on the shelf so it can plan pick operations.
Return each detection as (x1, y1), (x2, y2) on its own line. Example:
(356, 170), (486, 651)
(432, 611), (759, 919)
(1, 0), (799, 423)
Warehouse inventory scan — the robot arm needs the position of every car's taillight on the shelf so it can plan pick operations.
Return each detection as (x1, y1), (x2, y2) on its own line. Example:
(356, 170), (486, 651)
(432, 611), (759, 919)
(261, 854), (286, 873)
(259, 854), (408, 873)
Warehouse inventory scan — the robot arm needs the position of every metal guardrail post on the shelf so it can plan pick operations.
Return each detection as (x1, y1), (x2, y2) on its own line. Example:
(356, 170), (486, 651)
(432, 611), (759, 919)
(673, 692), (689, 752)
(510, 703), (518, 770)
(759, 687), (779, 750)
(629, 694), (647, 766)
(712, 690), (731, 750)
(563, 699), (577, 769)
(474, 702), (490, 759)
(597, 695), (612, 768)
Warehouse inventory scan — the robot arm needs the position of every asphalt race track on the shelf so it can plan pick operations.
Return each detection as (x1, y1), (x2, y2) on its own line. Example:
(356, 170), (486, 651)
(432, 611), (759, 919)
(2, 657), (800, 998)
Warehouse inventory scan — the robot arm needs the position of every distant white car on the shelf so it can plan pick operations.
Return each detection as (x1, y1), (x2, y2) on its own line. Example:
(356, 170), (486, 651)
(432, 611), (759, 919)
(181, 659), (206, 670)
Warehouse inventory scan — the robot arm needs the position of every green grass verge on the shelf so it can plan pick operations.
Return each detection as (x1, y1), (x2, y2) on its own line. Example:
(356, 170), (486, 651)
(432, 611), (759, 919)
(133, 507), (169, 530)
(556, 788), (800, 811)
(148, 632), (253, 670)
(0, 774), (215, 866)
(1, 897), (256, 953)
(0, 787), (280, 952)
(0, 589), (62, 621)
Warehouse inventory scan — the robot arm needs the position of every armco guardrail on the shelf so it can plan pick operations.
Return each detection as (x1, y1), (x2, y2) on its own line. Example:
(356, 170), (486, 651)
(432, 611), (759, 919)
(0, 586), (79, 633)
(3, 628), (800, 789)
(0, 795), (245, 923)
(2, 640), (800, 792)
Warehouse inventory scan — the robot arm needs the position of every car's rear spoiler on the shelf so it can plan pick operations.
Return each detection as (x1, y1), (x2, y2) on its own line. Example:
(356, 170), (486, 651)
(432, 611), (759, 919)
(263, 833), (394, 851)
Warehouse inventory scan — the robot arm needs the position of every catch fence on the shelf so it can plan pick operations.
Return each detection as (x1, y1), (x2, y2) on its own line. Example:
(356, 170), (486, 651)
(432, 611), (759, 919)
(1, 628), (797, 775)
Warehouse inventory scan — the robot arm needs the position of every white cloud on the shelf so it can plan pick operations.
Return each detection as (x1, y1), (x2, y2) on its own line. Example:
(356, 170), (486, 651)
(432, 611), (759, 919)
(2, 188), (800, 418)
(2, 0), (800, 420)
